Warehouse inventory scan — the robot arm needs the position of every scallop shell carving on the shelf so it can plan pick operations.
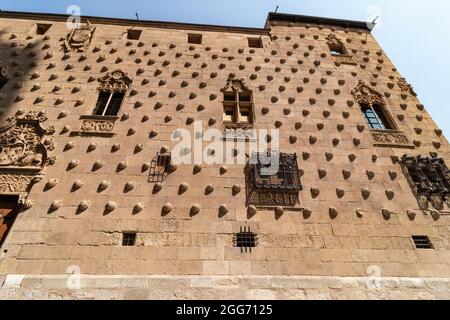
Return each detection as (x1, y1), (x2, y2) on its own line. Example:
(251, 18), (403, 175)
(50, 200), (63, 211)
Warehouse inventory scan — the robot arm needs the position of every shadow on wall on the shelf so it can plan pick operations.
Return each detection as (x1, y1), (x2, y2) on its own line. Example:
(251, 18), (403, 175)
(0, 25), (44, 126)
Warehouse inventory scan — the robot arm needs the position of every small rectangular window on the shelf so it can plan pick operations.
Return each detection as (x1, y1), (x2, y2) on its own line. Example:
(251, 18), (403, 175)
(127, 29), (142, 40)
(122, 232), (136, 246)
(234, 227), (257, 253)
(412, 236), (433, 249)
(248, 37), (263, 48)
(149, 153), (171, 182)
(36, 23), (52, 35)
(188, 33), (202, 44)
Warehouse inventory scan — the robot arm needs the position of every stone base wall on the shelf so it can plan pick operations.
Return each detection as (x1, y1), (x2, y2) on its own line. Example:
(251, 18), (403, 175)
(1, 274), (450, 300)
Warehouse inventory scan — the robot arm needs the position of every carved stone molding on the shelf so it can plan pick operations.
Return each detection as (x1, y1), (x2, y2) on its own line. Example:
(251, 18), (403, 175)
(371, 130), (415, 149)
(333, 54), (357, 66)
(221, 78), (251, 93)
(326, 33), (344, 48)
(71, 115), (118, 137)
(98, 70), (132, 93)
(248, 190), (300, 207)
(397, 77), (417, 96)
(224, 126), (256, 141)
(63, 22), (96, 52)
(351, 81), (385, 107)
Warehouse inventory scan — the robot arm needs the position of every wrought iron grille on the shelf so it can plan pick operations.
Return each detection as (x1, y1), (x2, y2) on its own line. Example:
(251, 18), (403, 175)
(245, 151), (302, 207)
(412, 236), (433, 249)
(149, 153), (171, 182)
(233, 226), (257, 253)
(401, 155), (450, 201)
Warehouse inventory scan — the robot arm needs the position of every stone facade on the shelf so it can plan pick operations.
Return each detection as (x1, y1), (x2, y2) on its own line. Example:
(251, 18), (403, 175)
(0, 11), (449, 299)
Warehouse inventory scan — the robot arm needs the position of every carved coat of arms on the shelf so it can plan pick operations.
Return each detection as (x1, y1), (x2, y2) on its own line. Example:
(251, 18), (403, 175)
(63, 22), (96, 52)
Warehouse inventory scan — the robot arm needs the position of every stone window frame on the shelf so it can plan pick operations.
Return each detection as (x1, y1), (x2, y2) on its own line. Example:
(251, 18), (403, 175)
(187, 33), (203, 45)
(91, 70), (132, 118)
(127, 28), (142, 40)
(248, 37), (263, 49)
(35, 23), (52, 35)
(352, 81), (399, 131)
(221, 78), (256, 128)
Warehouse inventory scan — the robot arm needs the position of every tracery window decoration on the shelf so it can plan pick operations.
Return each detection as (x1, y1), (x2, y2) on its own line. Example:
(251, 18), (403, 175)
(0, 67), (8, 91)
(221, 78), (255, 127)
(326, 33), (348, 56)
(245, 151), (302, 207)
(401, 155), (449, 202)
(352, 81), (396, 130)
(93, 70), (132, 117)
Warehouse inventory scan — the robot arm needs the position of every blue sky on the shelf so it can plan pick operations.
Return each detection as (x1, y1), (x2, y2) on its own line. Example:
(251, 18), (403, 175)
(2, 0), (449, 138)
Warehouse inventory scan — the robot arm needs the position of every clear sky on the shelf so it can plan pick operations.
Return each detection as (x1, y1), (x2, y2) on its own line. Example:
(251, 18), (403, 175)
(1, 0), (449, 138)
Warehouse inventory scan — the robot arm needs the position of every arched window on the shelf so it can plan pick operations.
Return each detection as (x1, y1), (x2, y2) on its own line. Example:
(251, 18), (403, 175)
(221, 78), (255, 126)
(94, 70), (132, 116)
(352, 81), (395, 130)
(0, 67), (8, 91)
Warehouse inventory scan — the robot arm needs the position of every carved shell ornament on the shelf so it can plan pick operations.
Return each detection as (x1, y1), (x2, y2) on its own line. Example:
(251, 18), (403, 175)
(63, 21), (96, 52)
(0, 110), (56, 168)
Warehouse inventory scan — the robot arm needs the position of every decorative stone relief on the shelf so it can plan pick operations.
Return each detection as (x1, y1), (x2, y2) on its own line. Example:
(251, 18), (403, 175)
(397, 77), (416, 96)
(97, 70), (132, 93)
(351, 81), (385, 107)
(371, 130), (414, 149)
(63, 22), (96, 52)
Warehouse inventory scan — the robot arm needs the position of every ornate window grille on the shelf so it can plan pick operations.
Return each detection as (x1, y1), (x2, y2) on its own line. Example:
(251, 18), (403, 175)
(149, 153), (172, 182)
(245, 151), (302, 207)
(401, 155), (450, 201)
(233, 226), (257, 253)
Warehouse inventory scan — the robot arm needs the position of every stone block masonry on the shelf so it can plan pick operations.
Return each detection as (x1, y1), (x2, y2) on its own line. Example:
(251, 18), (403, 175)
(0, 10), (449, 299)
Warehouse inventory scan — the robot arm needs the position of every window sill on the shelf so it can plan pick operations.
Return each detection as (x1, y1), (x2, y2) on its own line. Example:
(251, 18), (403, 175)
(370, 129), (415, 149)
(332, 54), (357, 66)
(70, 115), (119, 137)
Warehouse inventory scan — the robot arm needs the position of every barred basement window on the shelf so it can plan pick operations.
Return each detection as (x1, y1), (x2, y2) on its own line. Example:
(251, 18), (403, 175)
(412, 236), (433, 249)
(246, 151), (302, 207)
(149, 153), (171, 182)
(248, 37), (263, 48)
(122, 232), (136, 246)
(234, 227), (257, 253)
(188, 33), (202, 44)
(36, 23), (52, 35)
(401, 155), (450, 201)
(361, 104), (393, 130)
(93, 91), (125, 116)
(127, 29), (142, 40)
(222, 79), (255, 126)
